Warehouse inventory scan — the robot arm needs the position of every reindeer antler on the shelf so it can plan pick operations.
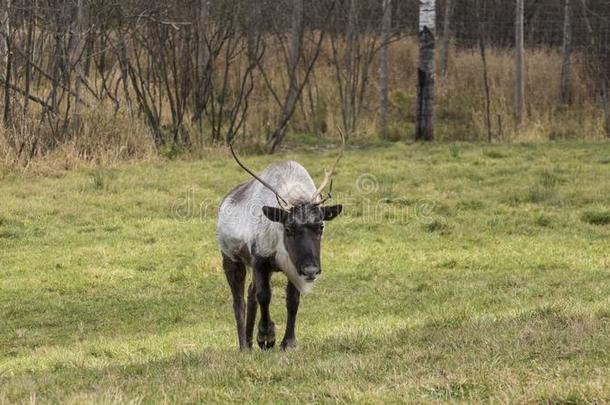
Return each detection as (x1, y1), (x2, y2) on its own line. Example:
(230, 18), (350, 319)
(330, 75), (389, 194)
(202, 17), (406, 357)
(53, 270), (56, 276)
(229, 143), (290, 209)
(314, 128), (345, 201)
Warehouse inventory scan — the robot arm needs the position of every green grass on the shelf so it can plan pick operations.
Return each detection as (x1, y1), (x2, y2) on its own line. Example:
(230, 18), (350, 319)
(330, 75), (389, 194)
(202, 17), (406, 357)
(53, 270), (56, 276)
(1, 141), (610, 403)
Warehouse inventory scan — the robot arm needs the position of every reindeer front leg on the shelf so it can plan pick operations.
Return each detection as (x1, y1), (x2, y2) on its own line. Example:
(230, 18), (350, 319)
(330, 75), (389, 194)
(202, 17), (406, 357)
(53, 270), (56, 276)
(253, 257), (276, 350)
(281, 281), (300, 350)
(245, 281), (257, 349)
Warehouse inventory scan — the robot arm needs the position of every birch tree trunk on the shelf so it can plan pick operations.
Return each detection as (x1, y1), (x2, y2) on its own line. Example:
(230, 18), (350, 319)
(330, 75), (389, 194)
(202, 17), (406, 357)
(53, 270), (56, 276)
(560, 0), (572, 104)
(440, 0), (452, 77)
(378, 0), (391, 134)
(515, 0), (525, 124)
(415, 0), (436, 141)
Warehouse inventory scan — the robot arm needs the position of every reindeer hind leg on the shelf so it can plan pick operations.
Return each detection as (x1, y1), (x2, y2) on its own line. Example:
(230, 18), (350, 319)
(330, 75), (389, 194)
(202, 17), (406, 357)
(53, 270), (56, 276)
(222, 253), (247, 350)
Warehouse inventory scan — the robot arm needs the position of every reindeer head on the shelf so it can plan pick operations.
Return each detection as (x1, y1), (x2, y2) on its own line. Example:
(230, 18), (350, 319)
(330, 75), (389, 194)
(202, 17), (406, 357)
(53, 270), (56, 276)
(262, 200), (342, 280)
(229, 133), (344, 281)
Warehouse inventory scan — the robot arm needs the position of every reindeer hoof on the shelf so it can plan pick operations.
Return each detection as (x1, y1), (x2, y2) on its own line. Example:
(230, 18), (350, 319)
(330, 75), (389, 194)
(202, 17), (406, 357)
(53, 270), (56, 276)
(257, 322), (276, 350)
(280, 338), (297, 351)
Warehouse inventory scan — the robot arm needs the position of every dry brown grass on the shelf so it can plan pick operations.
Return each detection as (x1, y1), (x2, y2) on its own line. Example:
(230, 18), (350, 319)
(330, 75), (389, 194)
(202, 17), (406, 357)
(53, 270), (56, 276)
(0, 103), (158, 176)
(265, 36), (605, 143)
(384, 38), (604, 142)
(1, 36), (607, 172)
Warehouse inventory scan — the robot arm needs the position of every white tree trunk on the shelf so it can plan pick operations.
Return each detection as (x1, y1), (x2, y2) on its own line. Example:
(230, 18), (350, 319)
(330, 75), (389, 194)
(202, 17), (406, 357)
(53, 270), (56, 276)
(560, 0), (572, 104)
(378, 0), (391, 133)
(415, 0), (436, 141)
(515, 0), (525, 124)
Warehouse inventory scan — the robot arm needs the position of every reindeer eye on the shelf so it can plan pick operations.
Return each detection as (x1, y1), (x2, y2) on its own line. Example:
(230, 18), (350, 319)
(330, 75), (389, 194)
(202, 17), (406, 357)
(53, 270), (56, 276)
(285, 224), (301, 236)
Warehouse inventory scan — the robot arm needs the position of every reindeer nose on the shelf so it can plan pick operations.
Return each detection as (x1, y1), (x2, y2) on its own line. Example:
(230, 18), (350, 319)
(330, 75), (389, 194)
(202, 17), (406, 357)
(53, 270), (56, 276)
(302, 266), (321, 281)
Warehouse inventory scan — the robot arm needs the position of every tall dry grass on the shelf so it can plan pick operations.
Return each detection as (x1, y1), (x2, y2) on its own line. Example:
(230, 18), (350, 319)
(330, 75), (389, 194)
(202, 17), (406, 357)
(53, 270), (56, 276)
(0, 103), (157, 176)
(254, 36), (605, 143)
(436, 42), (603, 142)
(1, 36), (607, 173)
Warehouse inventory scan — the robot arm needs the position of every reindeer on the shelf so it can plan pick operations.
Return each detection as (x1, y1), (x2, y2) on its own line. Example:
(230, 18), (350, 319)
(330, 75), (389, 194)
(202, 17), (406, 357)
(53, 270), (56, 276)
(216, 139), (344, 350)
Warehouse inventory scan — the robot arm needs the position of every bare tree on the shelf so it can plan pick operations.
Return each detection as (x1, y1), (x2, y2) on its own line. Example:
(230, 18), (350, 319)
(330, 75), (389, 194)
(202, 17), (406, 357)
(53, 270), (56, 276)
(330, 0), (379, 138)
(415, 0), (436, 141)
(207, 15), (263, 145)
(192, 0), (210, 127)
(560, 0), (572, 104)
(265, 0), (330, 153)
(2, 0), (609, 162)
(378, 0), (392, 134)
(22, 0), (36, 115)
(71, 0), (86, 133)
(440, 0), (453, 77)
(0, 0), (6, 65)
(265, 0), (305, 153)
(578, 0), (609, 137)
(515, 0), (525, 124)
(476, 0), (492, 142)
(341, 0), (358, 134)
(602, 77), (610, 138)
(2, 0), (11, 127)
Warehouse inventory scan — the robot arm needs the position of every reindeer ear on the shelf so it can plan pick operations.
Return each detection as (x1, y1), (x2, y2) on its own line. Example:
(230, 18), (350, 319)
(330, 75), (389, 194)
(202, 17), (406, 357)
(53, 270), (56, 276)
(322, 205), (343, 221)
(263, 206), (288, 223)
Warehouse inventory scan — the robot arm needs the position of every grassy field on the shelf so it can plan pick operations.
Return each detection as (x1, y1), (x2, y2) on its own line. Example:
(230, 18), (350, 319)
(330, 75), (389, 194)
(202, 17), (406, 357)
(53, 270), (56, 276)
(1, 141), (610, 403)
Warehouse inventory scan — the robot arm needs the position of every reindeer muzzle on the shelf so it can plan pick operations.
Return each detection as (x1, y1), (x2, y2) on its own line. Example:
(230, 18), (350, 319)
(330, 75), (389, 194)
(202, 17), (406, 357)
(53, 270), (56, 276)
(301, 265), (321, 281)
